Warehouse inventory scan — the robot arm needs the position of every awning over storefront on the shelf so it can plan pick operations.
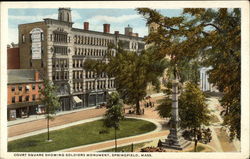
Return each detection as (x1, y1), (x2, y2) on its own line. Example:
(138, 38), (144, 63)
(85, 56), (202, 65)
(26, 85), (30, 90)
(73, 96), (82, 103)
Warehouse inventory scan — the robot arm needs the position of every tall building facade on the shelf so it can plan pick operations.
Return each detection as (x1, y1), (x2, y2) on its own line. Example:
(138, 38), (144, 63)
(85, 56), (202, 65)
(18, 8), (145, 111)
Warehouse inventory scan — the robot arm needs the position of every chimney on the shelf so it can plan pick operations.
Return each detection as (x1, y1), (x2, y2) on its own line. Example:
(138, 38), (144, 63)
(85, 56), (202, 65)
(84, 22), (89, 30)
(34, 71), (39, 81)
(114, 31), (119, 35)
(103, 24), (110, 33)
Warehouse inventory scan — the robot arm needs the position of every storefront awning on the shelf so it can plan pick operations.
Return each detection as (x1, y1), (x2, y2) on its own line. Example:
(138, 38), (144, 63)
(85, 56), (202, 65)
(73, 96), (82, 103)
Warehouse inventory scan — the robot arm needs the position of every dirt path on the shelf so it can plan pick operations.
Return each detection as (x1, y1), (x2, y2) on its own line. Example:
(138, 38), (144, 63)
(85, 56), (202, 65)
(8, 108), (106, 137)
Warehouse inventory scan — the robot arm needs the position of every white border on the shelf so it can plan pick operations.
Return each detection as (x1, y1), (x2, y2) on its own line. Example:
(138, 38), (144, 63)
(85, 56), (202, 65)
(1, 1), (249, 159)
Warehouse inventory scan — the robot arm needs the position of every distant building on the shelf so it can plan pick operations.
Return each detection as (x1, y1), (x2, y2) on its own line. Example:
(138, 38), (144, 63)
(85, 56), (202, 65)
(17, 8), (145, 111)
(7, 69), (43, 120)
(199, 67), (215, 92)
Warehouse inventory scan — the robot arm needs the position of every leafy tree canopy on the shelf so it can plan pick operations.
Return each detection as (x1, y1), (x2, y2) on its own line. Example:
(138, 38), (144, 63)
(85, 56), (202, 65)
(137, 8), (240, 140)
(84, 43), (168, 115)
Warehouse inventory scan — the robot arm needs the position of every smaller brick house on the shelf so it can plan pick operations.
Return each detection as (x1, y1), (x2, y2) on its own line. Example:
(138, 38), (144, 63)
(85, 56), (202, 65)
(7, 69), (44, 120)
(7, 47), (20, 69)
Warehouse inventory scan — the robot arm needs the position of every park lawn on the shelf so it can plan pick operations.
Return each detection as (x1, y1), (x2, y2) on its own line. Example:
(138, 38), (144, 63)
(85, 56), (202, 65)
(8, 118), (156, 152)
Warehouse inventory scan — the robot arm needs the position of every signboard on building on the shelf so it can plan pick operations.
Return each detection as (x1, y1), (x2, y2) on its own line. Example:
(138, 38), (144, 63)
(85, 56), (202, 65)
(30, 28), (43, 59)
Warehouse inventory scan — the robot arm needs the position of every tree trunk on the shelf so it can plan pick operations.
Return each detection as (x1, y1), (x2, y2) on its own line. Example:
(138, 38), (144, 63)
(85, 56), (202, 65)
(136, 100), (140, 115)
(194, 128), (197, 152)
(115, 127), (117, 152)
(47, 117), (50, 141)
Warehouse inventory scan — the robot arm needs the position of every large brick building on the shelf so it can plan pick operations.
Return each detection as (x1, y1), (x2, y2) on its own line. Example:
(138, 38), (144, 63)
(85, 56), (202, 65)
(7, 69), (44, 120)
(18, 8), (145, 111)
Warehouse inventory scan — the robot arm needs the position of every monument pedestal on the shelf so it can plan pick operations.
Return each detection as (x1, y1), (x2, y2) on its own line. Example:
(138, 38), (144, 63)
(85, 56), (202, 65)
(162, 120), (191, 150)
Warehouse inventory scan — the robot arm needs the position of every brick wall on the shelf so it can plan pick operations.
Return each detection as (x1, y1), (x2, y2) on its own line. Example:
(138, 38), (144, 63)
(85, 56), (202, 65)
(7, 48), (20, 69)
(7, 83), (43, 105)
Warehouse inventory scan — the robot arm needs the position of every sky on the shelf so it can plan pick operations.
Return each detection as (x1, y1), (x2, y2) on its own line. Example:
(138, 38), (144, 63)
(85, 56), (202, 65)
(8, 8), (183, 44)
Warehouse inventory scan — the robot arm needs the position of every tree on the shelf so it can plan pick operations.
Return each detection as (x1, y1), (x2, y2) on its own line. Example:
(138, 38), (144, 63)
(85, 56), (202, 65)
(179, 82), (211, 151)
(137, 8), (241, 140)
(103, 91), (124, 152)
(39, 79), (60, 141)
(156, 82), (211, 151)
(84, 44), (167, 115)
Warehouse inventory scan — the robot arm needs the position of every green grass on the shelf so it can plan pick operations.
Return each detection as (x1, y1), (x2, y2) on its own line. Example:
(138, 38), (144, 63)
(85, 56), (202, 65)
(100, 141), (151, 152)
(8, 118), (156, 152)
(188, 145), (206, 152)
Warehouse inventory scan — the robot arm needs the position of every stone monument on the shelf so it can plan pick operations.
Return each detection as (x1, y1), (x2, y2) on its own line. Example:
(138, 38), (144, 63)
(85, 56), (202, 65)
(162, 66), (191, 150)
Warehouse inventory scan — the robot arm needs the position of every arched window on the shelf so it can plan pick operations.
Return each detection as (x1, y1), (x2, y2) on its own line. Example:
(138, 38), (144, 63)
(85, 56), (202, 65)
(67, 12), (70, 22)
(60, 13), (63, 21)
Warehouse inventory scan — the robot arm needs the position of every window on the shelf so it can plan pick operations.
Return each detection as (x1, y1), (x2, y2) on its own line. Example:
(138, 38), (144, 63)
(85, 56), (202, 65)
(52, 72), (56, 80)
(32, 84), (36, 90)
(41, 47), (44, 55)
(30, 34), (32, 42)
(22, 34), (25, 43)
(18, 86), (22, 91)
(32, 95), (36, 101)
(25, 96), (29, 102)
(19, 96), (22, 102)
(38, 84), (42, 90)
(25, 85), (30, 91)
(12, 97), (15, 103)
(30, 60), (32, 67)
(11, 86), (15, 92)
(41, 32), (44, 41)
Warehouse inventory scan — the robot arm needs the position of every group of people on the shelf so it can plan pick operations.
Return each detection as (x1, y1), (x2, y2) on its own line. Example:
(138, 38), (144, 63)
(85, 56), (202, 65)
(198, 128), (212, 144)
(144, 101), (155, 108)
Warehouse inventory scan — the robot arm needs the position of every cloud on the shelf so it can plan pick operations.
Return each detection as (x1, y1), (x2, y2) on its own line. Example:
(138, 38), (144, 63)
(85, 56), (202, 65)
(72, 10), (82, 21)
(9, 13), (58, 22)
(86, 14), (141, 24)
(9, 10), (81, 23)
(8, 28), (18, 44)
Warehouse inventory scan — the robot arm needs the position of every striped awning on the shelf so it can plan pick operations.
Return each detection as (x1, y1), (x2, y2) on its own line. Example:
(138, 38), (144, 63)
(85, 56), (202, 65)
(73, 96), (82, 103)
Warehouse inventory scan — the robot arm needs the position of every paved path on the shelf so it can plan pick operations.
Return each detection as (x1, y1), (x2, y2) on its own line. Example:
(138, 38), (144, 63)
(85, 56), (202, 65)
(206, 96), (239, 152)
